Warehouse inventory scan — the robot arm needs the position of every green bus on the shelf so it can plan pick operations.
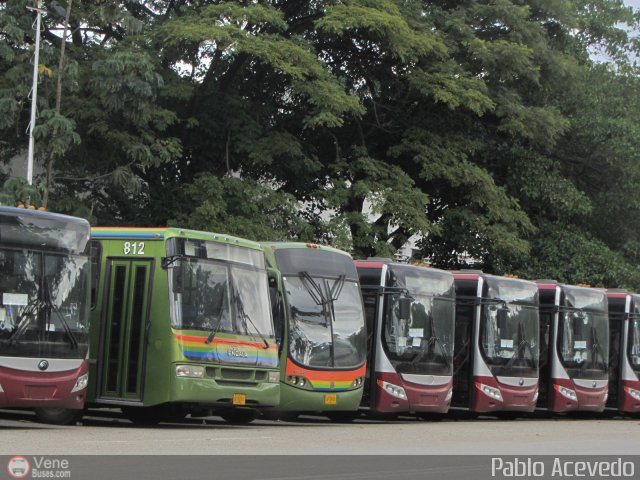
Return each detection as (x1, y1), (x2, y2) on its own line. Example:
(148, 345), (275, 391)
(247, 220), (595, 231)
(261, 242), (367, 421)
(87, 227), (280, 424)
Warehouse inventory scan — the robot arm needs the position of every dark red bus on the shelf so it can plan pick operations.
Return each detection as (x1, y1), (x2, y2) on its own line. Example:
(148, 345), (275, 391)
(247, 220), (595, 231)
(0, 206), (91, 424)
(606, 290), (640, 413)
(356, 260), (455, 415)
(452, 272), (539, 413)
(537, 281), (608, 413)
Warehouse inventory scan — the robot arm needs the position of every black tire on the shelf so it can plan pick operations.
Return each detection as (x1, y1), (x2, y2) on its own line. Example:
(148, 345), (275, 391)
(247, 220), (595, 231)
(220, 410), (258, 425)
(326, 411), (360, 423)
(121, 405), (170, 425)
(416, 412), (445, 422)
(262, 411), (299, 422)
(34, 408), (83, 425)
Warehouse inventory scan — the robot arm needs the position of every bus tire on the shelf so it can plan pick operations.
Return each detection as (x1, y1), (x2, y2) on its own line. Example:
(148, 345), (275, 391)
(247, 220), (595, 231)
(34, 408), (83, 425)
(326, 411), (360, 423)
(220, 410), (258, 424)
(121, 405), (167, 425)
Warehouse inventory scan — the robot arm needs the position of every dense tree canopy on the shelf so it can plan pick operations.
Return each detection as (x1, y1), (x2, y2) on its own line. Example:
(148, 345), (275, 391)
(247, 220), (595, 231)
(2, 0), (640, 289)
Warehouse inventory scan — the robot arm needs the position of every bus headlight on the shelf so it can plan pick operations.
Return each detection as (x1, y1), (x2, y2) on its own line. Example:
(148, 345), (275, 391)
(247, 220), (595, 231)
(286, 375), (308, 387)
(268, 371), (280, 383)
(0, 383), (4, 393)
(175, 365), (205, 378)
(533, 389), (539, 402)
(477, 383), (503, 402)
(626, 387), (640, 401)
(71, 373), (88, 393)
(380, 381), (407, 400)
(557, 385), (577, 401)
(352, 377), (364, 388)
(444, 388), (452, 402)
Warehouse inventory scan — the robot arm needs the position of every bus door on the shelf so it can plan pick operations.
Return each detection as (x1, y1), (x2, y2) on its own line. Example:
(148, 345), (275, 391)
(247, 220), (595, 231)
(452, 301), (474, 407)
(537, 308), (552, 407)
(97, 259), (153, 402)
(607, 313), (623, 409)
(360, 288), (380, 408)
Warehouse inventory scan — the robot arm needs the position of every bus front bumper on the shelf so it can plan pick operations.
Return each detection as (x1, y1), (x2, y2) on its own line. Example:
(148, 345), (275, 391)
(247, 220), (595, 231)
(277, 382), (363, 412)
(170, 370), (280, 409)
(0, 361), (88, 410)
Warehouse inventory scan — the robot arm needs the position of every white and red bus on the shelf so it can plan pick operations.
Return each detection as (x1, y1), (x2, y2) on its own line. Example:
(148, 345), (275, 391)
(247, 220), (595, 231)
(0, 206), (91, 424)
(606, 290), (640, 413)
(537, 281), (608, 412)
(452, 271), (539, 413)
(356, 260), (455, 416)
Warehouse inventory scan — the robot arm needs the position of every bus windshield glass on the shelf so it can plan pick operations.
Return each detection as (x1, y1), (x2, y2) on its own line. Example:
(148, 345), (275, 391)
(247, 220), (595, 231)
(0, 248), (90, 359)
(630, 296), (640, 375)
(480, 277), (539, 377)
(284, 276), (366, 369)
(169, 257), (274, 338)
(383, 266), (455, 376)
(557, 287), (609, 380)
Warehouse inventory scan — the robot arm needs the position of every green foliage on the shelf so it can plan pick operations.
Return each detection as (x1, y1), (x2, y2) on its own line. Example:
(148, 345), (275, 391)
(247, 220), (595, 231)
(1, 0), (640, 289)
(170, 174), (315, 243)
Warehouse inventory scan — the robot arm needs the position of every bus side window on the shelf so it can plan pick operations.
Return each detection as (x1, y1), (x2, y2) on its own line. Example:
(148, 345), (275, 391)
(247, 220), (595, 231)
(90, 241), (102, 309)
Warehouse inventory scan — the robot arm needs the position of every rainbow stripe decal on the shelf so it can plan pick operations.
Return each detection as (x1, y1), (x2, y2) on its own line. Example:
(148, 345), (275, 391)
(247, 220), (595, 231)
(173, 330), (278, 368)
(285, 359), (366, 392)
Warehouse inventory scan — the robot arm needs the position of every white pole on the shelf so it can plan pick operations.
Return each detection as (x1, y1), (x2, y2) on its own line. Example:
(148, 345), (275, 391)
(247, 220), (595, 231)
(26, 0), (43, 186)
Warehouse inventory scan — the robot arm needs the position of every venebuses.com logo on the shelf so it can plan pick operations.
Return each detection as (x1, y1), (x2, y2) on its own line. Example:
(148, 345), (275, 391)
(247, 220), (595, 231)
(6, 456), (71, 479)
(7, 457), (30, 479)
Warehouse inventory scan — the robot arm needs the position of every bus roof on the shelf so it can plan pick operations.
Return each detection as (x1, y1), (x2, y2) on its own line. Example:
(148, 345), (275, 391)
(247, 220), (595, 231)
(260, 241), (351, 257)
(0, 206), (90, 253)
(91, 226), (263, 251)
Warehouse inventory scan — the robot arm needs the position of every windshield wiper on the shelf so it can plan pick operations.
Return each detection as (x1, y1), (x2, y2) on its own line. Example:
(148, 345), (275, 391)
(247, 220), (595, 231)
(578, 324), (606, 372)
(424, 309), (451, 369)
(505, 321), (536, 370)
(7, 297), (41, 346)
(43, 278), (79, 350)
(204, 309), (226, 344)
(300, 271), (331, 326)
(231, 281), (269, 349)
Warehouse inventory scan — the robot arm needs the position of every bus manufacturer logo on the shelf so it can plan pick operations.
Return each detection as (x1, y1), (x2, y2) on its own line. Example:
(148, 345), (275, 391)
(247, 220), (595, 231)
(518, 378), (524, 386)
(228, 347), (248, 358)
(37, 360), (49, 371)
(593, 381), (597, 388)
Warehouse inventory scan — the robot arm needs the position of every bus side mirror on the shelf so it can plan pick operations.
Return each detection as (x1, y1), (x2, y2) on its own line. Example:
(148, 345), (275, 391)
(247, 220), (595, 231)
(398, 297), (411, 320)
(497, 308), (508, 331)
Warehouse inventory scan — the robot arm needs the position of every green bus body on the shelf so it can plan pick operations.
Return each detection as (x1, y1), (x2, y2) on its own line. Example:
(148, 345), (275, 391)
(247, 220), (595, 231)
(261, 243), (367, 415)
(87, 227), (279, 418)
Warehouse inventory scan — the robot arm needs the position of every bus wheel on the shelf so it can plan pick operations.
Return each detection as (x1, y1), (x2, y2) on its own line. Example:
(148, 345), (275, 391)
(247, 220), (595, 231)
(34, 408), (83, 425)
(220, 410), (258, 425)
(121, 406), (167, 425)
(262, 411), (299, 422)
(326, 411), (360, 423)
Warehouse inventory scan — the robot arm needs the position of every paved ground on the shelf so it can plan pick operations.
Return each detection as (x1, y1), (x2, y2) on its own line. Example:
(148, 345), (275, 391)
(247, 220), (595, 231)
(0, 408), (638, 456)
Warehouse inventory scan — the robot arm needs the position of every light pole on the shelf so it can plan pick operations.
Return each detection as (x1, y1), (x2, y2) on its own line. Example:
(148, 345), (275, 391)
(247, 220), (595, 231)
(26, 0), (46, 186)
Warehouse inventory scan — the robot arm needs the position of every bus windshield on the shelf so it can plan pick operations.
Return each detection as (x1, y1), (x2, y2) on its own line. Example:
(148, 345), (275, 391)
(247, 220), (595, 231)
(557, 287), (609, 380)
(170, 258), (274, 339)
(383, 266), (455, 376)
(0, 248), (90, 359)
(480, 278), (539, 377)
(284, 275), (366, 369)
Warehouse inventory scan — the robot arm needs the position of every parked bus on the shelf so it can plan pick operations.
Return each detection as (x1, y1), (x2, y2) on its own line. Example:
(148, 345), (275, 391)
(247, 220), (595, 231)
(452, 272), (539, 413)
(261, 243), (367, 421)
(606, 290), (640, 413)
(536, 281), (608, 413)
(88, 227), (279, 424)
(355, 260), (455, 417)
(0, 206), (91, 424)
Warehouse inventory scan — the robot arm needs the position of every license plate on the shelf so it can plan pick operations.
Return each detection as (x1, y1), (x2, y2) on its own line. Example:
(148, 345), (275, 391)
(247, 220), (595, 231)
(232, 393), (246, 406)
(324, 394), (337, 405)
